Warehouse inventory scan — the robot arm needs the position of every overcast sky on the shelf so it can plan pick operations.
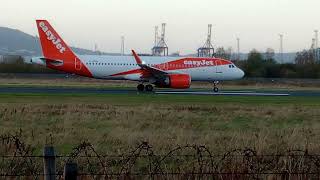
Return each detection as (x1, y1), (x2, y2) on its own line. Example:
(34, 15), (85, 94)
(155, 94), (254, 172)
(1, 0), (319, 54)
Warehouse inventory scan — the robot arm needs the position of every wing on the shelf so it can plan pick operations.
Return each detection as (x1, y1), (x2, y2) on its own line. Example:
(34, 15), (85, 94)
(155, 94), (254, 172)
(131, 50), (168, 78)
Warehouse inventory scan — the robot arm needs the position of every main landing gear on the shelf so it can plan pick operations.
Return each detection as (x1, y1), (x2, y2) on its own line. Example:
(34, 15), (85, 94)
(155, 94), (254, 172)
(145, 84), (153, 92)
(137, 84), (144, 91)
(137, 84), (154, 92)
(213, 81), (219, 92)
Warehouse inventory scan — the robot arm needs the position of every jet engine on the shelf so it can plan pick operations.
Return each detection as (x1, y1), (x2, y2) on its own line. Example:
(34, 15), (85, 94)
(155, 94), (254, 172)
(156, 74), (191, 89)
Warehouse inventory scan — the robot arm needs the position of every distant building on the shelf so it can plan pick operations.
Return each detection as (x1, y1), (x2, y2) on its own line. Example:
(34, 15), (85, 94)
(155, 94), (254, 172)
(230, 52), (296, 64)
(274, 53), (296, 64)
(170, 52), (180, 57)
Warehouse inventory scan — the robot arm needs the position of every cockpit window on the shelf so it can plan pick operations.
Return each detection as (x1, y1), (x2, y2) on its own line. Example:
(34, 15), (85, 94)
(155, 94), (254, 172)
(229, 64), (236, 68)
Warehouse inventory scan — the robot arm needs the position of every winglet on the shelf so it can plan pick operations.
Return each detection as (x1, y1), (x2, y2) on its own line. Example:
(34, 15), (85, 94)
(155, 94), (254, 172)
(131, 50), (143, 65)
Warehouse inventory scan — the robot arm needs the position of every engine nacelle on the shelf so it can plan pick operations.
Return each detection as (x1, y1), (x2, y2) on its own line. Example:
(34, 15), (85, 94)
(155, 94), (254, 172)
(156, 74), (191, 89)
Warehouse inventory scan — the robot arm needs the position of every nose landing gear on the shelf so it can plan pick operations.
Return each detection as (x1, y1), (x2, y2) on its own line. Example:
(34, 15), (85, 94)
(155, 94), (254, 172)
(213, 81), (219, 92)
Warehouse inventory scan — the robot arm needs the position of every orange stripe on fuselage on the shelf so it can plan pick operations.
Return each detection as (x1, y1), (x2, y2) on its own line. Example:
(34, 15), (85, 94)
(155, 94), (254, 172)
(110, 57), (232, 77)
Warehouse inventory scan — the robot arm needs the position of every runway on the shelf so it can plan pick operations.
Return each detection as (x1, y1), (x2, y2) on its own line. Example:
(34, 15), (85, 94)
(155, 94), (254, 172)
(1, 86), (320, 97)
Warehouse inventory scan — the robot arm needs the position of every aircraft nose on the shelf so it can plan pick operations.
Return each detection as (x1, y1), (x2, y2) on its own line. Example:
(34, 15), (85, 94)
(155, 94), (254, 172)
(238, 68), (245, 79)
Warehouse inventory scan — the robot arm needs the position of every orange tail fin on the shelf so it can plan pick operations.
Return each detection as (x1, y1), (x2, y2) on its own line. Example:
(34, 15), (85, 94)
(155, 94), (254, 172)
(36, 20), (92, 77)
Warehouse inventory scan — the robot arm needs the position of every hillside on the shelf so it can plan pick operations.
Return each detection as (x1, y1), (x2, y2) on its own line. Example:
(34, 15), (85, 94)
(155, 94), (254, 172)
(0, 27), (109, 56)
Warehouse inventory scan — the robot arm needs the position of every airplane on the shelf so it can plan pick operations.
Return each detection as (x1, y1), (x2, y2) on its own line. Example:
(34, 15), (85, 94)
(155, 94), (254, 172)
(31, 20), (244, 92)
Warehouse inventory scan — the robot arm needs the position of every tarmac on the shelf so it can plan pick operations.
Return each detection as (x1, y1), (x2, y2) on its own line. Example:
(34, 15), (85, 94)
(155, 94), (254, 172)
(1, 86), (320, 97)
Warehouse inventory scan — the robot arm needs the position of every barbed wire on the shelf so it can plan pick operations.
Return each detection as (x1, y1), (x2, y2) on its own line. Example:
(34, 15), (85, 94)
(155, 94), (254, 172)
(1, 132), (320, 179)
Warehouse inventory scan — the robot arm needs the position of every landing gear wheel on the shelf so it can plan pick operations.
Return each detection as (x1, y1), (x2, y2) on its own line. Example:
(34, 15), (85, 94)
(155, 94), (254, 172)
(213, 87), (219, 92)
(137, 84), (145, 91)
(145, 84), (154, 92)
(213, 81), (219, 92)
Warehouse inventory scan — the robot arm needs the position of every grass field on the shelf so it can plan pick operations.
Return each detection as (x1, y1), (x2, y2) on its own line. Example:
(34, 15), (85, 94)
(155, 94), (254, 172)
(1, 92), (320, 156)
(1, 75), (320, 156)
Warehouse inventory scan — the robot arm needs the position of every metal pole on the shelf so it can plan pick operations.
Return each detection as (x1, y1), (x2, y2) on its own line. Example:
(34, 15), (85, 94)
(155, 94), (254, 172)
(315, 30), (318, 62)
(121, 36), (125, 56)
(64, 163), (78, 180)
(208, 24), (212, 44)
(154, 26), (158, 47)
(279, 34), (283, 64)
(43, 146), (56, 180)
(237, 38), (240, 61)
(315, 30), (318, 49)
(208, 24), (212, 56)
(161, 23), (166, 41)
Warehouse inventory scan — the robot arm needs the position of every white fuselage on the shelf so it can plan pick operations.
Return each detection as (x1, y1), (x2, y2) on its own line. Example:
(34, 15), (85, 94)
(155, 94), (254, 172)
(73, 55), (244, 82)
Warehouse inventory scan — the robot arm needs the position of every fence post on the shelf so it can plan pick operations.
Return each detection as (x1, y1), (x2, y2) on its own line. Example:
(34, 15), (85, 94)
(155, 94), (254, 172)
(43, 146), (56, 180)
(64, 162), (78, 180)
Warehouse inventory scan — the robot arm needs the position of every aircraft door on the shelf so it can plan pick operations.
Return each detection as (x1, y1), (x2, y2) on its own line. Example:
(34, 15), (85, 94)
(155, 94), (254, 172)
(75, 57), (82, 71)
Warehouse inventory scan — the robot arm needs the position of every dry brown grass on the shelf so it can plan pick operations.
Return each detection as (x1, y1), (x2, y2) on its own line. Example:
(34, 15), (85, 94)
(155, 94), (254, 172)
(1, 102), (320, 155)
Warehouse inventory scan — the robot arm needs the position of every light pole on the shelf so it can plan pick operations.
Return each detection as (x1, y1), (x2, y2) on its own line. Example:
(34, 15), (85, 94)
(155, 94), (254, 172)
(279, 34), (283, 64)
(237, 38), (240, 61)
(315, 30), (318, 62)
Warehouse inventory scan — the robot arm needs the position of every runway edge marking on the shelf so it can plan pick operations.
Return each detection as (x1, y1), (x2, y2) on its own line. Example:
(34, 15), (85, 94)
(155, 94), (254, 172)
(155, 91), (290, 96)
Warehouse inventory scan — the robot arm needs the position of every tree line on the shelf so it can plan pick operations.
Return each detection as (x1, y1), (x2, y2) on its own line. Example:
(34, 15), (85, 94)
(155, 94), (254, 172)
(0, 56), (58, 73)
(215, 48), (320, 79)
